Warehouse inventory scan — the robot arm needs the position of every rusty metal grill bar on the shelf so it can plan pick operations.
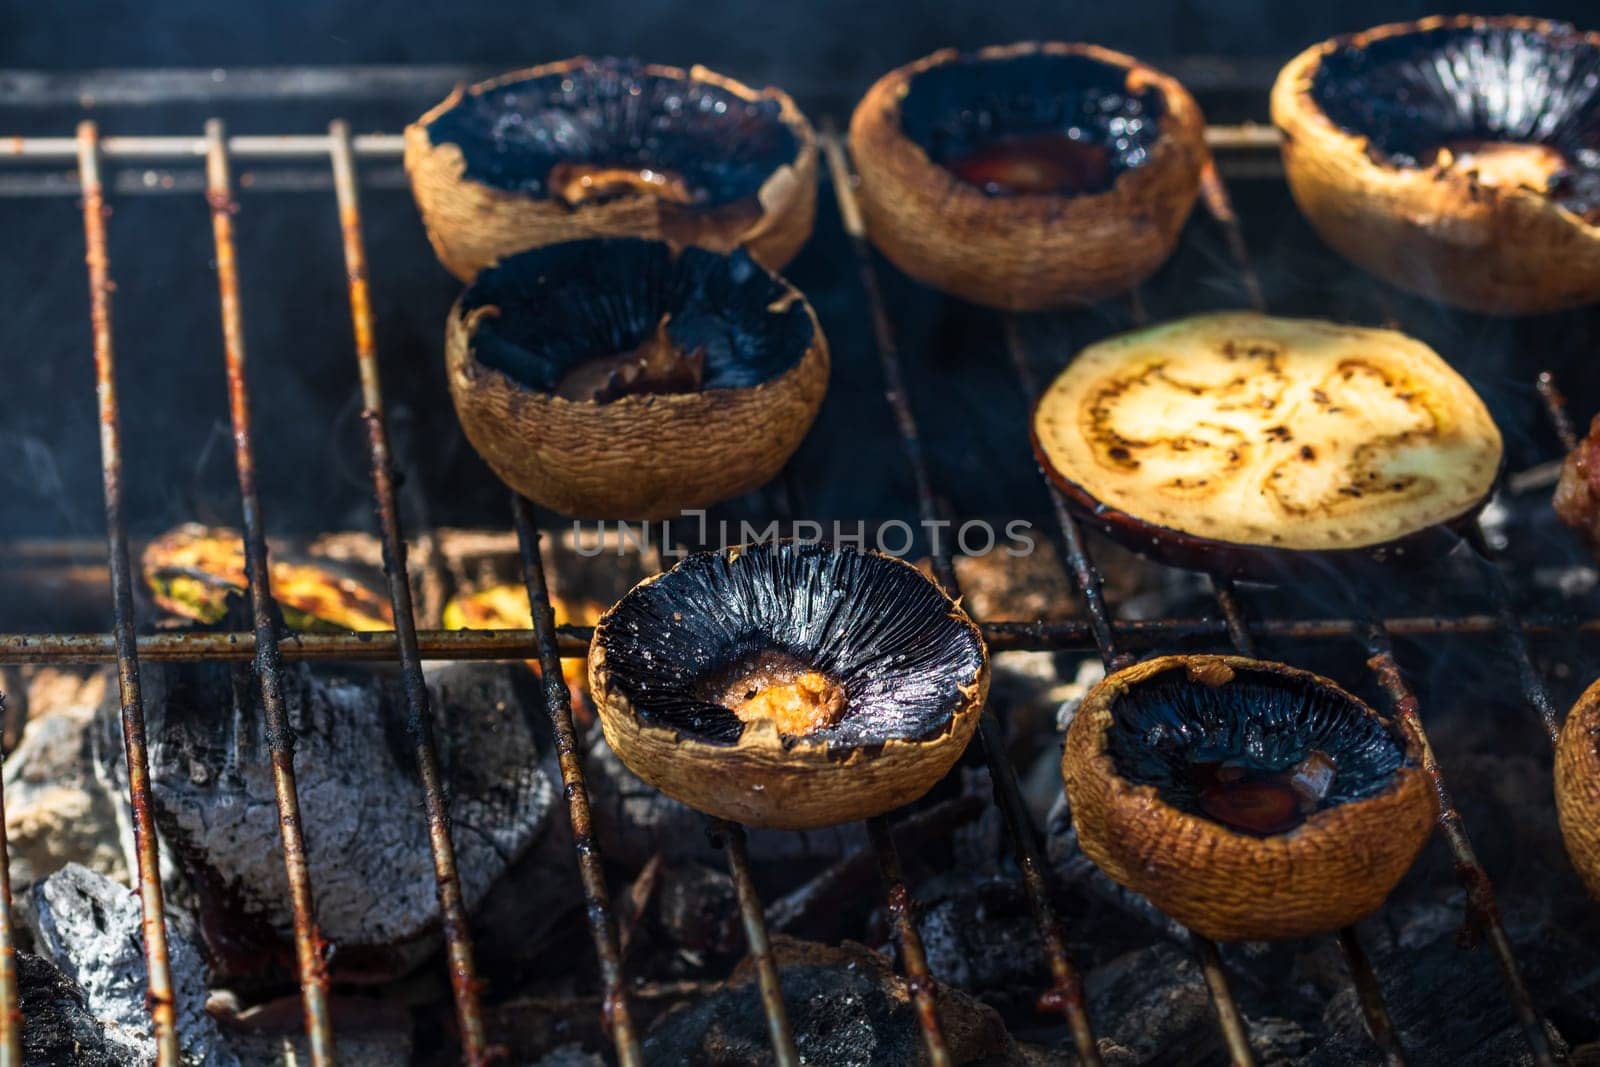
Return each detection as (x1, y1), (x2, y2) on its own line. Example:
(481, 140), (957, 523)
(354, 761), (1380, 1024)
(73, 120), (182, 1067)
(0, 609), (1592, 664)
(204, 119), (338, 1064)
(510, 495), (643, 1066)
(325, 120), (491, 1063)
(823, 126), (1102, 1065)
(1193, 168), (1408, 1066)
(1195, 153), (1555, 1065)
(710, 820), (799, 1066)
(998, 309), (1255, 1066)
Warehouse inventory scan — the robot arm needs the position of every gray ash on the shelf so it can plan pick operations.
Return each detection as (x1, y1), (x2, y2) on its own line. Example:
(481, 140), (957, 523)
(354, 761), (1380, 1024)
(94, 658), (557, 983)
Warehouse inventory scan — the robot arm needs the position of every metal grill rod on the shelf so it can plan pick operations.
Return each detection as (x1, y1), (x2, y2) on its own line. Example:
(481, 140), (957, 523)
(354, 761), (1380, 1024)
(203, 119), (338, 1065)
(1192, 165), (1407, 1065)
(999, 314), (1256, 1067)
(326, 120), (491, 1064)
(0, 125), (1275, 164)
(1, 611), (1593, 665)
(74, 119), (181, 1067)
(710, 821), (799, 1066)
(510, 497), (643, 1066)
(1195, 164), (1556, 1067)
(823, 125), (1102, 1066)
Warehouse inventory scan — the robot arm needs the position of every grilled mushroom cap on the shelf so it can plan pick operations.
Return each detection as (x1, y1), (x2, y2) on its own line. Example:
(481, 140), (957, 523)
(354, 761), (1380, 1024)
(142, 523), (393, 632)
(848, 42), (1207, 310)
(1063, 655), (1435, 941)
(1272, 16), (1600, 314)
(1030, 312), (1503, 579)
(406, 57), (817, 281)
(446, 238), (828, 520)
(589, 541), (989, 830)
(1556, 678), (1600, 900)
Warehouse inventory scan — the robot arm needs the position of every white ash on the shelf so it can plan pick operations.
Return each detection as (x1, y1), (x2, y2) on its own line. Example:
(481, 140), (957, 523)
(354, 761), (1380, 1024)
(96, 660), (556, 953)
(28, 863), (238, 1066)
(3, 668), (127, 890)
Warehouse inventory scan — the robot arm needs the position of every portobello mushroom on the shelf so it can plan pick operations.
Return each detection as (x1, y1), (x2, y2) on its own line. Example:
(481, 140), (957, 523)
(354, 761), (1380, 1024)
(589, 541), (988, 830)
(446, 238), (828, 520)
(142, 523), (392, 632)
(1556, 677), (1600, 900)
(1062, 654), (1436, 941)
(848, 41), (1208, 309)
(407, 57), (817, 281)
(1030, 311), (1503, 579)
(1272, 16), (1600, 314)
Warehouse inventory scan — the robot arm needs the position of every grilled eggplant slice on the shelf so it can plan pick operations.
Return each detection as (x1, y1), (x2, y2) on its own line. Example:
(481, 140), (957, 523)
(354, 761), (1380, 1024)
(142, 523), (392, 632)
(1031, 312), (1503, 579)
(406, 57), (817, 281)
(1063, 654), (1435, 941)
(1272, 16), (1600, 313)
(447, 238), (828, 520)
(589, 541), (988, 829)
(1557, 678), (1600, 900)
(849, 42), (1207, 310)
(442, 582), (600, 693)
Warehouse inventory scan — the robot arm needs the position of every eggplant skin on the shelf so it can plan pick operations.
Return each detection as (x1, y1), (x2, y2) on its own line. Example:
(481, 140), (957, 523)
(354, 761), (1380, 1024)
(589, 541), (989, 829)
(849, 41), (1208, 310)
(1556, 679), (1600, 901)
(141, 523), (393, 633)
(1031, 311), (1502, 579)
(1064, 655), (1437, 941)
(1272, 15), (1600, 314)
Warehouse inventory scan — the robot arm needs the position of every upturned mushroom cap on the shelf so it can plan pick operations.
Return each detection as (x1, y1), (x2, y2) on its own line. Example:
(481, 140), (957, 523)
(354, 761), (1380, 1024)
(406, 57), (817, 281)
(446, 239), (829, 520)
(1271, 16), (1600, 314)
(1556, 678), (1600, 900)
(589, 541), (989, 830)
(848, 41), (1207, 310)
(1030, 311), (1503, 579)
(1063, 655), (1436, 941)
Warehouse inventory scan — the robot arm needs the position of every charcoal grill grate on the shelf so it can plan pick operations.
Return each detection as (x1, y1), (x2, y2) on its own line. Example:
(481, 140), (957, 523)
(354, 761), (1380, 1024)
(0, 99), (1585, 1067)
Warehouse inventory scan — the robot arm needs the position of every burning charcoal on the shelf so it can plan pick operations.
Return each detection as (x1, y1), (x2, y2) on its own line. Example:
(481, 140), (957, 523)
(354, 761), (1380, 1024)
(654, 862), (741, 959)
(908, 874), (1045, 1000)
(27, 863), (238, 1066)
(96, 659), (556, 982)
(1086, 942), (1220, 1064)
(4, 668), (126, 891)
(219, 994), (414, 1067)
(18, 951), (122, 1067)
(643, 936), (1024, 1065)
(1045, 793), (1188, 944)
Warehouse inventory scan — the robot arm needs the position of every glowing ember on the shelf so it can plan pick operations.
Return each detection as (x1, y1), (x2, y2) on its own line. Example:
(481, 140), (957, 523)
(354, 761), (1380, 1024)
(945, 132), (1112, 195)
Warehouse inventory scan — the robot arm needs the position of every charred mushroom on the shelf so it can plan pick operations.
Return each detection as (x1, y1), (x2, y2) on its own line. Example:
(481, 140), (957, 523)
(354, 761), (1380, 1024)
(1556, 677), (1600, 900)
(1030, 312), (1503, 579)
(406, 57), (817, 281)
(1063, 655), (1436, 941)
(1272, 16), (1600, 314)
(848, 42), (1208, 310)
(447, 238), (828, 520)
(1555, 413), (1600, 556)
(589, 541), (988, 830)
(141, 523), (393, 632)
